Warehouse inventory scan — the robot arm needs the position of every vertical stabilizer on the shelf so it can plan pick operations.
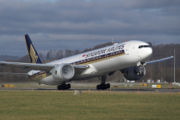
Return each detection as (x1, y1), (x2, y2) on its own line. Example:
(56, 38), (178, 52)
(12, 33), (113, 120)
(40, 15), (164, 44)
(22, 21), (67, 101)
(25, 34), (42, 64)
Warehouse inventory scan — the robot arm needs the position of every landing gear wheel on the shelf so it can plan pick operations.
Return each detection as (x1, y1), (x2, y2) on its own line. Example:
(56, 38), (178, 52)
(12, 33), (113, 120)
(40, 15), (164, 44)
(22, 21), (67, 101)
(96, 83), (110, 90)
(57, 83), (71, 90)
(96, 75), (110, 90)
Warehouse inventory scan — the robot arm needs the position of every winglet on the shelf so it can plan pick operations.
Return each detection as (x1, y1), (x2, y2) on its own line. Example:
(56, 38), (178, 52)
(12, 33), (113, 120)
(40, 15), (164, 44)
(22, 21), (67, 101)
(25, 34), (42, 64)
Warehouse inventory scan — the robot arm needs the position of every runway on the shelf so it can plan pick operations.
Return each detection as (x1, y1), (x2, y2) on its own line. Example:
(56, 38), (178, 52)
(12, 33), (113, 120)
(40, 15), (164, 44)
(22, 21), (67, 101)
(1, 87), (180, 93)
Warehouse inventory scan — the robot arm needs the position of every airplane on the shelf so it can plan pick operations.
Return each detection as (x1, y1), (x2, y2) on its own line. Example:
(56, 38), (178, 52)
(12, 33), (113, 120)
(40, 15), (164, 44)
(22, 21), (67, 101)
(0, 34), (173, 90)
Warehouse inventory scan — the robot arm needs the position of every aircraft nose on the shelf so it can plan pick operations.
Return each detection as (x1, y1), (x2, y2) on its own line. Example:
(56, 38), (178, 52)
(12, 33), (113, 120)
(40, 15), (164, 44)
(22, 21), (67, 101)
(139, 43), (153, 61)
(144, 45), (153, 61)
(147, 47), (153, 57)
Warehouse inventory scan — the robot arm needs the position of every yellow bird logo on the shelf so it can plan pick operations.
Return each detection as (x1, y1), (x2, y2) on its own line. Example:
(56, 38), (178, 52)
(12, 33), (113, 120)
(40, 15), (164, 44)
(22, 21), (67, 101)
(30, 45), (38, 63)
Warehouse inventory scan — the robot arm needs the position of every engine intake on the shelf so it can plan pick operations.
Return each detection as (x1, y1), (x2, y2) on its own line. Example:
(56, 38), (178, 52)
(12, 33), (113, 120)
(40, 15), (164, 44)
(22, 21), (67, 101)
(51, 64), (75, 82)
(121, 65), (146, 80)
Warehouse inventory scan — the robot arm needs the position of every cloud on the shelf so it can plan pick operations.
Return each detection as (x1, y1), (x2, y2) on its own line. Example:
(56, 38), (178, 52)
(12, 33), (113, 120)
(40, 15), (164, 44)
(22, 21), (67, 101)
(0, 0), (180, 56)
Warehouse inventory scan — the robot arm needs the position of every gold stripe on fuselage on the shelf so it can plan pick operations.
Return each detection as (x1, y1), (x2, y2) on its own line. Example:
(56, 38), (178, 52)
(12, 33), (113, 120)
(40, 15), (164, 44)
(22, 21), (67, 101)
(79, 52), (125, 65)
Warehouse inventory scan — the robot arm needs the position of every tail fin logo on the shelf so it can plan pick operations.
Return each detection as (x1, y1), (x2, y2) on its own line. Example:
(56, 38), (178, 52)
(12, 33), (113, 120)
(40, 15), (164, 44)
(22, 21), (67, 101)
(25, 34), (42, 64)
(30, 44), (38, 63)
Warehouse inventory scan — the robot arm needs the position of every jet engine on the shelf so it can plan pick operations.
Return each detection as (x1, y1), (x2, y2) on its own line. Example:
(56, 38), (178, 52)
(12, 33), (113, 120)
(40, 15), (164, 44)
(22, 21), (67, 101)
(51, 64), (75, 82)
(121, 65), (146, 80)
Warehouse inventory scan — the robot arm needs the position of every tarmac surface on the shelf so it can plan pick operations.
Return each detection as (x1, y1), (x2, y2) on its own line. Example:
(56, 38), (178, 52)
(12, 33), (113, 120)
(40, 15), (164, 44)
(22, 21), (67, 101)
(0, 88), (180, 93)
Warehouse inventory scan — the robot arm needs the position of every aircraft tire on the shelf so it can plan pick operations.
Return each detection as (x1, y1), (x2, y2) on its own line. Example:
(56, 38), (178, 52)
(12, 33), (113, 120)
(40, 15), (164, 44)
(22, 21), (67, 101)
(96, 83), (110, 90)
(57, 83), (71, 90)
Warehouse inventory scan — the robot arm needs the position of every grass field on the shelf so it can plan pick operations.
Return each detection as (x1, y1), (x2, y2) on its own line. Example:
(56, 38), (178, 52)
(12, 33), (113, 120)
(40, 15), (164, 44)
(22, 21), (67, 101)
(0, 91), (180, 120)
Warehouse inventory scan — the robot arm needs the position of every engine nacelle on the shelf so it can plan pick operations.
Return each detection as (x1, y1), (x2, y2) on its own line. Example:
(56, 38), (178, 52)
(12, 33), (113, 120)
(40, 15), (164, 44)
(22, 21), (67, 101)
(51, 64), (75, 82)
(121, 66), (146, 80)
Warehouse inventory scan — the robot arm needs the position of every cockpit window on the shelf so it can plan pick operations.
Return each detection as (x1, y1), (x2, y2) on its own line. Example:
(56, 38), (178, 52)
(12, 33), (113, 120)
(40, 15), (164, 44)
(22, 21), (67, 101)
(139, 45), (151, 48)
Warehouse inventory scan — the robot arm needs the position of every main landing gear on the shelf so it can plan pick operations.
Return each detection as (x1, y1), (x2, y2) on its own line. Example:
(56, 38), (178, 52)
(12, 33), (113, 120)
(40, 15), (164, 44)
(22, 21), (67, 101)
(57, 83), (71, 90)
(96, 75), (110, 90)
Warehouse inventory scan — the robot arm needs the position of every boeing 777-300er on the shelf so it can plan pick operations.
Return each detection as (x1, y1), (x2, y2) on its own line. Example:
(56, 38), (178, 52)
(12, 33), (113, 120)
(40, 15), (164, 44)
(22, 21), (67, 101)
(0, 34), (173, 90)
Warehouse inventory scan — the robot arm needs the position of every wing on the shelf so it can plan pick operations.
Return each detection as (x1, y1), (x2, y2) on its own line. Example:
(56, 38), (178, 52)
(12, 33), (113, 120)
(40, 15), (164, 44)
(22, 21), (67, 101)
(0, 72), (28, 76)
(0, 61), (89, 74)
(146, 56), (174, 64)
(0, 61), (54, 72)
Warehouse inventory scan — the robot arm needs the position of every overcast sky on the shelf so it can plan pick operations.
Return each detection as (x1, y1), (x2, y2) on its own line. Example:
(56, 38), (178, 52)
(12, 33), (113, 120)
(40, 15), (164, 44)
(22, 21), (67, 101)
(0, 0), (179, 56)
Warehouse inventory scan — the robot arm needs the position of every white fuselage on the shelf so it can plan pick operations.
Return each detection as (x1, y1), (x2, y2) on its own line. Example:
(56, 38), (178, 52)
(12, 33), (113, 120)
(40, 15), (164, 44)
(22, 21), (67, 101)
(40, 40), (152, 85)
